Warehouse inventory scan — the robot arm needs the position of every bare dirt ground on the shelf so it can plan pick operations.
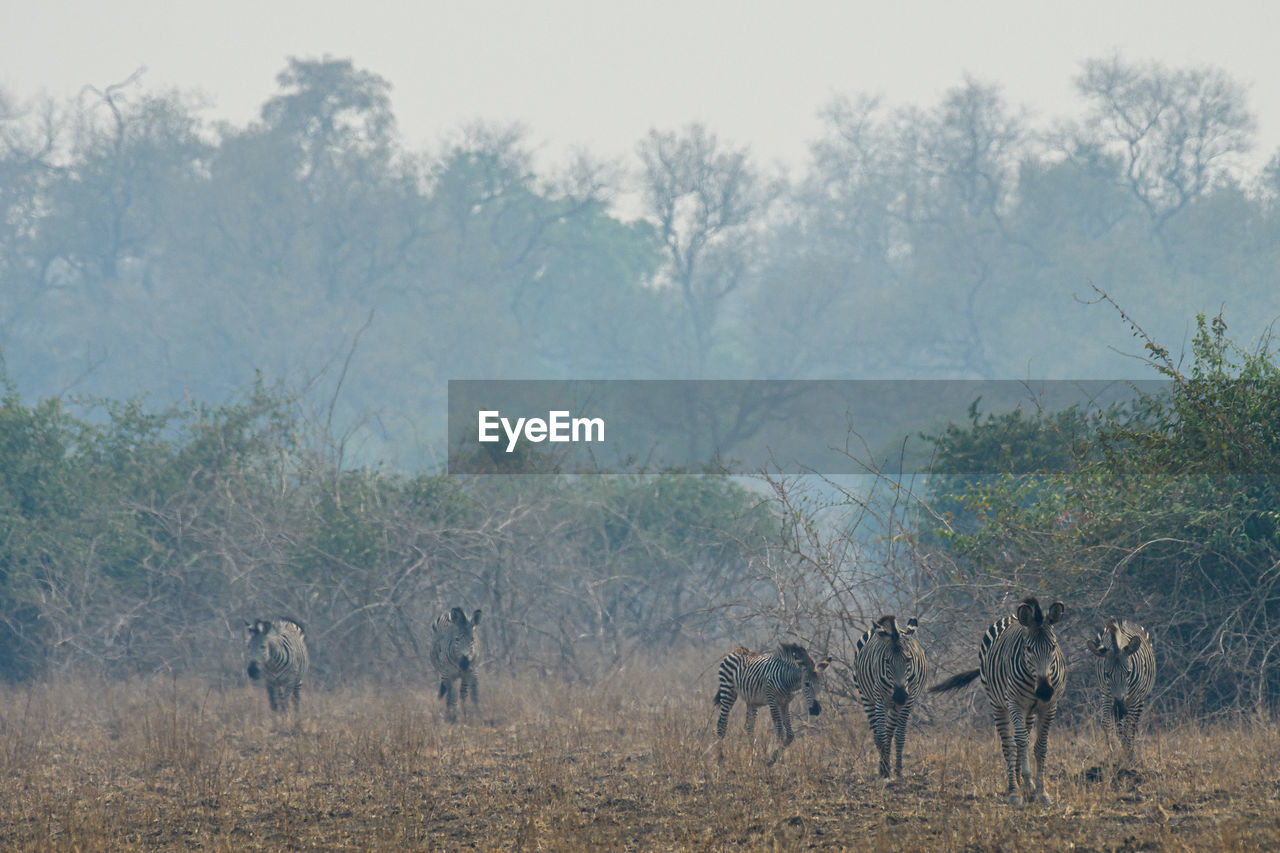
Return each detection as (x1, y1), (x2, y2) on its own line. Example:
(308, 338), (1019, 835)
(1, 670), (1277, 851)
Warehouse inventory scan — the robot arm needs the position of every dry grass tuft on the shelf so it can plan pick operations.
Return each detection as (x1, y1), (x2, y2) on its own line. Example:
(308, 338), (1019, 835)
(1, 668), (1277, 850)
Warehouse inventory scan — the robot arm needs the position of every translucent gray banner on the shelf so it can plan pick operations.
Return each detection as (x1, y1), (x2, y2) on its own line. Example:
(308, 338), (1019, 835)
(447, 380), (1169, 475)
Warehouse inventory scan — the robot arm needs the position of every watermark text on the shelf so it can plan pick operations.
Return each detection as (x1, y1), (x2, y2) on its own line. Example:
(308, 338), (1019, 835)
(478, 410), (605, 453)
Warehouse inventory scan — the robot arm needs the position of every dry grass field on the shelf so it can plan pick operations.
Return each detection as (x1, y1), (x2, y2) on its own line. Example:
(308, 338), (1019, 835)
(2, 666), (1278, 851)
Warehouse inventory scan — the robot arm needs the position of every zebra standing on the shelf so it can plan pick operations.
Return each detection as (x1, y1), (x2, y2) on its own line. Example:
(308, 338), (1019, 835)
(246, 617), (309, 717)
(432, 607), (481, 721)
(853, 615), (927, 780)
(714, 643), (831, 760)
(1088, 618), (1155, 762)
(930, 597), (1067, 804)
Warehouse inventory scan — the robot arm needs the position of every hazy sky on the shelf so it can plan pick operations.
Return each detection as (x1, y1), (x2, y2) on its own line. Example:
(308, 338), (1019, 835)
(3, 0), (1278, 175)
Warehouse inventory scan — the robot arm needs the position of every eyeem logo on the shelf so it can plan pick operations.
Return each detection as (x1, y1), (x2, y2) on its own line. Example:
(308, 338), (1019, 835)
(478, 410), (605, 453)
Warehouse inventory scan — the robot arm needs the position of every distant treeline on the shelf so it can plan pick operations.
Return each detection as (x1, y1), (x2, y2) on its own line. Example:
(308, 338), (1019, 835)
(2, 55), (1279, 466)
(1, 312), (1276, 717)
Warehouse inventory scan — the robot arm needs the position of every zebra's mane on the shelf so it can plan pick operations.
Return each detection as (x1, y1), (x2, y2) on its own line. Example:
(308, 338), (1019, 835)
(778, 642), (814, 668)
(249, 617), (305, 637)
(1105, 618), (1121, 649)
(279, 617), (306, 635)
(1096, 618), (1147, 655)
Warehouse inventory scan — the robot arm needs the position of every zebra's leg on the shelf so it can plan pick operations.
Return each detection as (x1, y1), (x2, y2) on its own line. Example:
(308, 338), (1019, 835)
(861, 702), (885, 777)
(762, 701), (783, 742)
(876, 710), (894, 780)
(1030, 704), (1055, 803)
(267, 683), (281, 714)
(765, 700), (794, 767)
(715, 689), (737, 738)
(1100, 695), (1117, 752)
(459, 671), (478, 720)
(1011, 708), (1034, 802)
(893, 703), (911, 777)
(743, 703), (758, 737)
(767, 699), (793, 746)
(991, 705), (1020, 803)
(441, 678), (458, 722)
(1120, 704), (1140, 764)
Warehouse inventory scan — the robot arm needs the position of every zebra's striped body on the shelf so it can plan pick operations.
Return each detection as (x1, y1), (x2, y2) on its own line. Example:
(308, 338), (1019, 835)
(714, 643), (830, 748)
(853, 615), (927, 779)
(930, 597), (1066, 804)
(432, 607), (481, 721)
(1088, 619), (1155, 761)
(246, 618), (309, 716)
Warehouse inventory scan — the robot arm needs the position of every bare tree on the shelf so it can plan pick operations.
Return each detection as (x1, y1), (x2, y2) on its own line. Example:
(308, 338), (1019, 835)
(636, 124), (779, 376)
(1068, 55), (1256, 231)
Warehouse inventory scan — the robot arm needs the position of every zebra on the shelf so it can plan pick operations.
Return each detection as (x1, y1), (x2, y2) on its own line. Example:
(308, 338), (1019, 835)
(852, 615), (927, 780)
(930, 597), (1067, 804)
(246, 617), (309, 717)
(432, 607), (481, 721)
(714, 643), (831, 760)
(1088, 618), (1155, 762)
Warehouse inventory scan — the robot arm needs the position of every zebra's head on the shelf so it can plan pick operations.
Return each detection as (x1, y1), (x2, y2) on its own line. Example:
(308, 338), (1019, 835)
(782, 643), (832, 716)
(245, 619), (275, 680)
(1089, 618), (1143, 716)
(1015, 598), (1065, 701)
(874, 615), (920, 700)
(434, 607), (481, 670)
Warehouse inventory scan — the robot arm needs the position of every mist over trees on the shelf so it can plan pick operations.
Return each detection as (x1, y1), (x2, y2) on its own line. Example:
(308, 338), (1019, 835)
(3, 55), (1278, 462)
(2, 56), (1280, 715)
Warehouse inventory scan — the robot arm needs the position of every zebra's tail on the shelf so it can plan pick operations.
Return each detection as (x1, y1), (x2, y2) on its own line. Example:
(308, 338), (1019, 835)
(928, 668), (981, 693)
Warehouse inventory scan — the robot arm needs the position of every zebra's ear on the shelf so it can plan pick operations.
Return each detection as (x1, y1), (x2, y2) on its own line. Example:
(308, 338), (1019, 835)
(1123, 635), (1142, 655)
(904, 617), (919, 633)
(1016, 602), (1036, 627)
(816, 657), (831, 672)
(1087, 637), (1107, 657)
(471, 609), (482, 626)
(1046, 602), (1065, 624)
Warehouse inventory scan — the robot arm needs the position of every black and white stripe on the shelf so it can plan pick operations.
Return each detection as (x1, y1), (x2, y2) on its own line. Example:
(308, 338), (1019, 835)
(714, 643), (831, 748)
(853, 615), (927, 779)
(931, 597), (1067, 804)
(246, 617), (309, 715)
(1088, 618), (1155, 761)
(432, 607), (481, 721)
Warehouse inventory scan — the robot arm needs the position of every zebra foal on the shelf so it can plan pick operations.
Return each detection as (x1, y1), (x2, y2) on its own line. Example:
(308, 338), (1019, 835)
(1088, 618), (1155, 762)
(714, 643), (830, 761)
(853, 615), (927, 780)
(246, 617), (309, 716)
(930, 597), (1067, 804)
(432, 607), (481, 721)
